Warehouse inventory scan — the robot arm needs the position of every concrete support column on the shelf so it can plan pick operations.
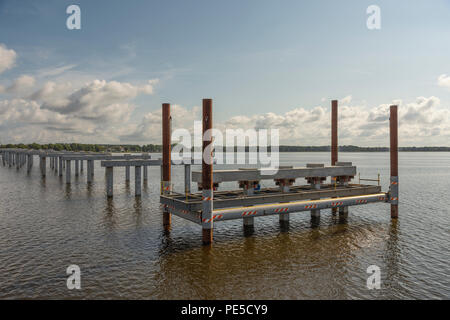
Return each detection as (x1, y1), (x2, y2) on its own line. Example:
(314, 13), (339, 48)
(243, 186), (255, 228)
(125, 165), (130, 182)
(59, 157), (63, 177)
(184, 164), (191, 194)
(277, 181), (290, 223)
(75, 160), (79, 176)
(87, 160), (93, 183)
(80, 160), (84, 172)
(135, 166), (142, 196)
(106, 167), (113, 197)
(16, 153), (20, 170)
(41, 156), (46, 177)
(143, 166), (148, 181)
(27, 154), (32, 173)
(339, 178), (349, 218)
(311, 180), (321, 218)
(66, 160), (71, 184)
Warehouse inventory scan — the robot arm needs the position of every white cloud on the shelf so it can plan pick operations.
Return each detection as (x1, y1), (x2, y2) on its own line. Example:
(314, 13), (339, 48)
(0, 78), (159, 144)
(437, 74), (450, 88)
(6, 75), (36, 93)
(37, 64), (77, 77)
(340, 95), (352, 104)
(0, 44), (17, 74)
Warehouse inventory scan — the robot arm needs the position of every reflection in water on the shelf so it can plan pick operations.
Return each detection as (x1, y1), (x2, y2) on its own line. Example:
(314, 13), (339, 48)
(383, 220), (402, 295)
(243, 224), (255, 237)
(279, 220), (290, 233)
(310, 215), (320, 228)
(102, 198), (118, 231)
(64, 184), (72, 199)
(133, 197), (143, 228)
(0, 152), (449, 299)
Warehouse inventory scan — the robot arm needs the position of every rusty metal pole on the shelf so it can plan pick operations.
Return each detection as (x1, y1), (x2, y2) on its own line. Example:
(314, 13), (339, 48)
(162, 103), (172, 229)
(331, 100), (338, 215)
(202, 99), (214, 245)
(390, 105), (399, 218)
(331, 100), (338, 166)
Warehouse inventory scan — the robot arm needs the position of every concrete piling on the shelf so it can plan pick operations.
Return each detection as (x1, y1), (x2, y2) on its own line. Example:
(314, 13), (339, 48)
(184, 163), (191, 194)
(106, 167), (113, 197)
(75, 160), (79, 176)
(87, 160), (93, 183)
(143, 165), (148, 181)
(135, 166), (142, 196)
(59, 157), (63, 177)
(41, 156), (46, 177)
(27, 154), (32, 173)
(125, 166), (130, 182)
(66, 160), (71, 184)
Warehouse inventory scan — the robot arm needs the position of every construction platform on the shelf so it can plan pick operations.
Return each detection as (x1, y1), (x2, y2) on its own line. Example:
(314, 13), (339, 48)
(161, 181), (386, 225)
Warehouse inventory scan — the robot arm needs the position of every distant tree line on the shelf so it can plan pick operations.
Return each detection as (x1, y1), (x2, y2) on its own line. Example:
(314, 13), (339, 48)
(1, 143), (450, 152)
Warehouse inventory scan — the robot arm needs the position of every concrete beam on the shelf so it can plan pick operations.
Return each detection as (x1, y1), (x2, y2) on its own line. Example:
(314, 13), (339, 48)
(192, 166), (356, 183)
(100, 159), (162, 167)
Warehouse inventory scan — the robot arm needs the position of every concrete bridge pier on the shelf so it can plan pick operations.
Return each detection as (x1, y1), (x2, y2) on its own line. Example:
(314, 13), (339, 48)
(27, 154), (32, 173)
(75, 160), (79, 176)
(106, 167), (113, 197)
(125, 165), (130, 183)
(80, 160), (84, 172)
(66, 160), (71, 184)
(16, 153), (21, 170)
(184, 163), (191, 194)
(87, 160), (93, 183)
(143, 166), (148, 182)
(59, 157), (63, 177)
(135, 166), (142, 196)
(310, 180), (321, 218)
(276, 180), (291, 224)
(40, 156), (46, 177)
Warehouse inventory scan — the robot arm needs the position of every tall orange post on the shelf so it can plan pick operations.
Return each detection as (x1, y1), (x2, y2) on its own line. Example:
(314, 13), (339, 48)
(162, 103), (172, 229)
(331, 100), (338, 166)
(390, 105), (399, 218)
(331, 100), (338, 214)
(202, 99), (214, 244)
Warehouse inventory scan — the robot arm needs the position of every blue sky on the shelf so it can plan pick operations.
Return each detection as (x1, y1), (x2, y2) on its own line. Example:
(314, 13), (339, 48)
(1, 0), (450, 145)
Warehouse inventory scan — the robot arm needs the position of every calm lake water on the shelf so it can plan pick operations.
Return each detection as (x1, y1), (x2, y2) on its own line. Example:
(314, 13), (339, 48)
(0, 152), (449, 299)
